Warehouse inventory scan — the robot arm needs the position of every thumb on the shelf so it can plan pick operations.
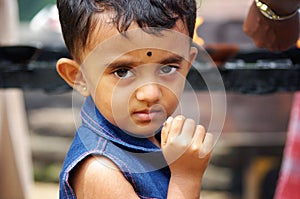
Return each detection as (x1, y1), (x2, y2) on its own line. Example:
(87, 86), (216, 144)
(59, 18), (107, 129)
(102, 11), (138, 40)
(161, 116), (173, 146)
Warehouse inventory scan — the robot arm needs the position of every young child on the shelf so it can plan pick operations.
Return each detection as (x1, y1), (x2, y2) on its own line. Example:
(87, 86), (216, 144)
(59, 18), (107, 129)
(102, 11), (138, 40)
(56, 0), (213, 198)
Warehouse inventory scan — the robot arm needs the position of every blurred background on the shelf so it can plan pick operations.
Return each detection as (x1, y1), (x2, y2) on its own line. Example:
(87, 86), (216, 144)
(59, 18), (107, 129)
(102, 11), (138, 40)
(0, 0), (298, 199)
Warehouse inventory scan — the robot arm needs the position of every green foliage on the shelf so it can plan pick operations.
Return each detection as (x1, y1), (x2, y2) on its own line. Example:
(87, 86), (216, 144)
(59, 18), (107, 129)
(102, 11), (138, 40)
(34, 162), (61, 183)
(18, 0), (56, 21)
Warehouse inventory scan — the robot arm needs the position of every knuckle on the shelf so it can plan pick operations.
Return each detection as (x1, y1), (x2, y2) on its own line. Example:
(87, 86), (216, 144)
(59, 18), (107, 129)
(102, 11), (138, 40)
(178, 140), (189, 149)
(169, 137), (189, 149)
(168, 137), (177, 146)
(190, 144), (200, 152)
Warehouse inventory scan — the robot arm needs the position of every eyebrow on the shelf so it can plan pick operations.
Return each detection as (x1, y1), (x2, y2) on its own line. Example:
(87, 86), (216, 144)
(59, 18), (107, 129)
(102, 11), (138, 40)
(105, 54), (185, 69)
(105, 61), (136, 70)
(160, 55), (185, 65)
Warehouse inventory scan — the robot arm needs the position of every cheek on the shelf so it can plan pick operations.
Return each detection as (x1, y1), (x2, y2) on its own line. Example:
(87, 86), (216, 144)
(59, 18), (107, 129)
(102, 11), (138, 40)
(94, 84), (115, 123)
(95, 83), (133, 124)
(95, 97), (110, 113)
(162, 88), (181, 115)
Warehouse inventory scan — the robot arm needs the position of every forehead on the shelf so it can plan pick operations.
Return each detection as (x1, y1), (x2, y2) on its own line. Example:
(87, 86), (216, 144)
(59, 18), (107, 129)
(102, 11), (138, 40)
(82, 23), (192, 68)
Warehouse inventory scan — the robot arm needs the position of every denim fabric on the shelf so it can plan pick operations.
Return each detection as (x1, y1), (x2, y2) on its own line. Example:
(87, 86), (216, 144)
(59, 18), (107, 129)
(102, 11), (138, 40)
(59, 96), (170, 199)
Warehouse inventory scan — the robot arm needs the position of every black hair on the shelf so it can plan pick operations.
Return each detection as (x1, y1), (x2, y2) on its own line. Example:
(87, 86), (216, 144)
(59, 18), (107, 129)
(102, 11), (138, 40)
(57, 0), (197, 61)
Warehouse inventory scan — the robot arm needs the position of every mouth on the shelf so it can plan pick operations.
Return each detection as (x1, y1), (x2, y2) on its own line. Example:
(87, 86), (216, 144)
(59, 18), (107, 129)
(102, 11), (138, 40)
(132, 107), (165, 123)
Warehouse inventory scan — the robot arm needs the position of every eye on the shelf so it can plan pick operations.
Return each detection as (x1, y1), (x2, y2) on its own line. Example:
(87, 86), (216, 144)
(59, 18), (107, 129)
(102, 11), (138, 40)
(114, 68), (134, 79)
(160, 65), (178, 75)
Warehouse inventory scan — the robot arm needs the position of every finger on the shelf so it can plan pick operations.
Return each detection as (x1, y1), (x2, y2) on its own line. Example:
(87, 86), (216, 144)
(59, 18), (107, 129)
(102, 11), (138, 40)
(199, 133), (214, 158)
(161, 116), (173, 146)
(179, 118), (196, 144)
(168, 115), (185, 142)
(190, 125), (205, 151)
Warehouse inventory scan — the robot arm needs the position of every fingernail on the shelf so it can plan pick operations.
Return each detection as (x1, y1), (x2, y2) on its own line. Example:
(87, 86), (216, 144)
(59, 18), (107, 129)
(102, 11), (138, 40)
(166, 116), (173, 123)
(175, 115), (185, 120)
(164, 116), (173, 126)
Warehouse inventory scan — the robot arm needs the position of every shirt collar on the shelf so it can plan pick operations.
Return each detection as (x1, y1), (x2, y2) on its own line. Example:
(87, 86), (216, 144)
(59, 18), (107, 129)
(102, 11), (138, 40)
(81, 96), (161, 152)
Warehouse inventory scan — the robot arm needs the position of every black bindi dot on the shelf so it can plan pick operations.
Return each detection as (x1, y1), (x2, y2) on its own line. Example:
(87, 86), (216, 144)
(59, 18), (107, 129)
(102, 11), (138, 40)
(147, 51), (152, 57)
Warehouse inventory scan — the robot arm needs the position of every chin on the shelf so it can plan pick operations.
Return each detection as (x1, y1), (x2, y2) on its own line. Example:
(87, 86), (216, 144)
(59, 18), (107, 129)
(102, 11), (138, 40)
(123, 122), (163, 138)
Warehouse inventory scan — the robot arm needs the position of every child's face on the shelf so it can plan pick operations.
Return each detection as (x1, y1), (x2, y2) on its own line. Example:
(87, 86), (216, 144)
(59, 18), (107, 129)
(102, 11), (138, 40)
(64, 18), (197, 137)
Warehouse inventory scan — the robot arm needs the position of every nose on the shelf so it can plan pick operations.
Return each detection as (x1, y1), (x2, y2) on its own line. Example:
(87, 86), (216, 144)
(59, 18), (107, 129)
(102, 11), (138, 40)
(136, 83), (162, 103)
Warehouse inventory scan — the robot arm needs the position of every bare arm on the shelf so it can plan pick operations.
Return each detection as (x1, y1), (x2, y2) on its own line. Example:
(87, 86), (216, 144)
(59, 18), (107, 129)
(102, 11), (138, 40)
(70, 156), (140, 199)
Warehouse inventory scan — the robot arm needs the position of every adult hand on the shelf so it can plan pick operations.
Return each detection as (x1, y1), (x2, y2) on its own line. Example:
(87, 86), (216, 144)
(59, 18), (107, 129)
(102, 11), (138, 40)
(243, 1), (299, 51)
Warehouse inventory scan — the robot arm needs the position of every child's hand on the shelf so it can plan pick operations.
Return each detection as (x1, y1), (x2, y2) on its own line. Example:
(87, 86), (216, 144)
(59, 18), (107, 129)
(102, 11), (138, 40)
(161, 115), (213, 179)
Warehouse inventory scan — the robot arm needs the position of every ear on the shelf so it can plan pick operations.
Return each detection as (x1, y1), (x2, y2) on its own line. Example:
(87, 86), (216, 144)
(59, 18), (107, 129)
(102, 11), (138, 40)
(56, 58), (90, 96)
(188, 47), (198, 68)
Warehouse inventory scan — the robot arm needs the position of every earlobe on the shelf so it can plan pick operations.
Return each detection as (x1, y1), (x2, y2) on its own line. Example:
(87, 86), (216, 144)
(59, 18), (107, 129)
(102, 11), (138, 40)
(56, 58), (90, 96)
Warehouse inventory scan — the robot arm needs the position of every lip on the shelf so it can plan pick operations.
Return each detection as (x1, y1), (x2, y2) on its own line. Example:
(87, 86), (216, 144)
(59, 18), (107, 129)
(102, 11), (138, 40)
(132, 108), (164, 122)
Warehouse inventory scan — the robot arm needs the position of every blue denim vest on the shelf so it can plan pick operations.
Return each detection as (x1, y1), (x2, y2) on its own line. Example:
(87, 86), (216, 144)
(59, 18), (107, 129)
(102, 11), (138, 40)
(59, 96), (170, 199)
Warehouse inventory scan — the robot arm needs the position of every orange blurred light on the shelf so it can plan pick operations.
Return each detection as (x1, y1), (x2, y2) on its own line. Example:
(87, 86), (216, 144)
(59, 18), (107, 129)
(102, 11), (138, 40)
(193, 17), (205, 46)
(297, 36), (300, 48)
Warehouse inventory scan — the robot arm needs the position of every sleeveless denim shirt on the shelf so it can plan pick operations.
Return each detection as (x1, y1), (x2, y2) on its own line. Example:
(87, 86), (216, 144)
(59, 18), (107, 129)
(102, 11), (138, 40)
(59, 96), (170, 199)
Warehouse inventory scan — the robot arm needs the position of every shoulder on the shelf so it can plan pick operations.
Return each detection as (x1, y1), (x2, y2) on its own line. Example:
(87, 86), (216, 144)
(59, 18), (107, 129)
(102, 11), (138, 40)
(70, 155), (140, 199)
